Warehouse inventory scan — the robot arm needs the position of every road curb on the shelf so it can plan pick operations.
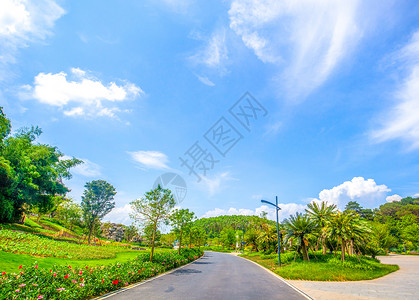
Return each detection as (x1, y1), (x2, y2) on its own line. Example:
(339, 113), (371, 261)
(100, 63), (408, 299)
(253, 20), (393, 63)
(94, 254), (204, 299)
(236, 255), (314, 300)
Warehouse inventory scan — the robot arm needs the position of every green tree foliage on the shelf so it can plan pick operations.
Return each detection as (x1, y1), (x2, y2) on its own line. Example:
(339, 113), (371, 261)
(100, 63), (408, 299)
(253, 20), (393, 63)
(81, 180), (116, 244)
(56, 199), (82, 230)
(124, 224), (139, 242)
(130, 185), (175, 261)
(283, 213), (317, 261)
(168, 208), (195, 254)
(220, 227), (236, 249)
(0, 107), (81, 223)
(306, 201), (337, 254)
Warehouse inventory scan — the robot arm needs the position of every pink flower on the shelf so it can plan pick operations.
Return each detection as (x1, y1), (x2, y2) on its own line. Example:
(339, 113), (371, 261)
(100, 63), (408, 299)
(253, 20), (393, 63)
(35, 265), (38, 269)
(56, 288), (65, 291)
(38, 295), (43, 299)
(32, 283), (38, 286)
(125, 283), (128, 286)
(80, 283), (85, 287)
(15, 289), (20, 292)
(19, 284), (26, 287)
(72, 280), (77, 284)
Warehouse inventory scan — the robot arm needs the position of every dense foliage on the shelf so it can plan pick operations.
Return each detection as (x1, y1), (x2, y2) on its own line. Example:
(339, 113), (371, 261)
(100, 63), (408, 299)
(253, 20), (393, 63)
(0, 108), (81, 223)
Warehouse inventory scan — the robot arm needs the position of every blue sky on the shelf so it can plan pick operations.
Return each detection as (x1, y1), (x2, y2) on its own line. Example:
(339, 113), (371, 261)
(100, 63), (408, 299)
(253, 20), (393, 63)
(1, 0), (419, 224)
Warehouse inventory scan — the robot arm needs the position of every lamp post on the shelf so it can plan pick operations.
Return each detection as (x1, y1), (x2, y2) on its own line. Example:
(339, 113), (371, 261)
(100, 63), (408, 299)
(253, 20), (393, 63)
(261, 196), (281, 267)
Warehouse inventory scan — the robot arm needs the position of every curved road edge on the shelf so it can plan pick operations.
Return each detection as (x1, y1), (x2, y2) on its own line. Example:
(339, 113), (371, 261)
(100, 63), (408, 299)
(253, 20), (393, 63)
(94, 255), (205, 300)
(234, 254), (313, 300)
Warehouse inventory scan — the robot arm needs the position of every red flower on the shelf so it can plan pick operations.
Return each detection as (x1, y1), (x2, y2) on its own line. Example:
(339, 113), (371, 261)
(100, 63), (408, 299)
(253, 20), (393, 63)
(18, 265), (22, 269)
(35, 265), (38, 269)
(20, 272), (24, 275)
(64, 275), (69, 279)
(80, 278), (84, 282)
(53, 272), (57, 277)
(1, 272), (5, 275)
(68, 265), (72, 268)
(89, 270), (93, 273)
(101, 279), (104, 283)
(79, 271), (83, 275)
(85, 266), (88, 269)
(138, 270), (141, 274)
(112, 280), (119, 285)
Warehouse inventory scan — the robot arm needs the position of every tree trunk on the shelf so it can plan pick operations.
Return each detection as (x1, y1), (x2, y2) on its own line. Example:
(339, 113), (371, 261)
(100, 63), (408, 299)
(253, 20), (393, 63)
(88, 225), (93, 244)
(322, 236), (327, 255)
(150, 222), (157, 261)
(178, 230), (183, 255)
(301, 240), (309, 261)
(341, 239), (346, 261)
(349, 239), (354, 256)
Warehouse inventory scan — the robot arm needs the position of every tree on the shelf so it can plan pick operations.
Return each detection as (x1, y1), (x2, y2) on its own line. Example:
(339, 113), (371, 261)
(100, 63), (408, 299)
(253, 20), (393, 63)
(168, 208), (195, 254)
(56, 199), (82, 231)
(220, 227), (236, 249)
(192, 226), (207, 249)
(0, 109), (81, 223)
(130, 185), (175, 261)
(344, 201), (363, 214)
(306, 201), (337, 254)
(283, 213), (317, 261)
(81, 180), (116, 244)
(124, 224), (139, 242)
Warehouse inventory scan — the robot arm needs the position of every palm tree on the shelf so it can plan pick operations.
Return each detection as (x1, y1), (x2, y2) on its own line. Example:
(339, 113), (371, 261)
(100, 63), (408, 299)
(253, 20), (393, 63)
(328, 211), (369, 261)
(305, 201), (337, 254)
(283, 213), (317, 261)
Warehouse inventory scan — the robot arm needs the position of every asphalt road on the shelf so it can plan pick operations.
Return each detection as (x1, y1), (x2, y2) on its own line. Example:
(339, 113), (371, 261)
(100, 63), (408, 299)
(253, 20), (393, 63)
(101, 251), (308, 300)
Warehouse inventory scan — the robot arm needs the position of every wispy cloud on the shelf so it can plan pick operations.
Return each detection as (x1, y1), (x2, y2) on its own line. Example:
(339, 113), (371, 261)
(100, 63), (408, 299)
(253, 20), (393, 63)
(62, 156), (102, 177)
(199, 171), (237, 196)
(20, 68), (143, 118)
(190, 28), (229, 73)
(228, 0), (362, 100)
(195, 74), (215, 86)
(371, 30), (419, 150)
(128, 151), (170, 170)
(0, 0), (65, 80)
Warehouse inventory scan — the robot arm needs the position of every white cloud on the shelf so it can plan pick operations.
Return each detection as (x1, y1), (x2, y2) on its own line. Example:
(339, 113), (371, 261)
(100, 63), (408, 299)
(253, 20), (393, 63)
(386, 194), (402, 203)
(200, 172), (237, 196)
(22, 68), (143, 118)
(413, 193), (419, 198)
(371, 30), (419, 150)
(0, 0), (65, 79)
(196, 74), (215, 86)
(103, 204), (133, 225)
(228, 0), (362, 99)
(128, 151), (170, 170)
(62, 155), (102, 177)
(191, 28), (228, 73)
(313, 177), (390, 209)
(202, 203), (306, 222)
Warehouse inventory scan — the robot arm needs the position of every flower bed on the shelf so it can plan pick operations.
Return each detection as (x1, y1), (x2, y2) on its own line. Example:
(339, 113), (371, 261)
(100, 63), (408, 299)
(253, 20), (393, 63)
(0, 229), (130, 259)
(0, 248), (203, 299)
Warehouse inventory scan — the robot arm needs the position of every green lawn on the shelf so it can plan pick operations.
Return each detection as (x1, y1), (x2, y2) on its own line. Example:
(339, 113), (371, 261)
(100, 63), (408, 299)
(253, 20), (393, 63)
(0, 250), (143, 273)
(241, 252), (399, 281)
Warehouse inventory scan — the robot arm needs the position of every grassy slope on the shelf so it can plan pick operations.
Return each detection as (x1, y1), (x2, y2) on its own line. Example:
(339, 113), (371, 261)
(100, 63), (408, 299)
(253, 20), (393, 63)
(240, 252), (399, 281)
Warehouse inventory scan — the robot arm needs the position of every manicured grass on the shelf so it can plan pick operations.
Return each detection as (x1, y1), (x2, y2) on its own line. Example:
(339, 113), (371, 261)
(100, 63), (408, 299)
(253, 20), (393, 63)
(0, 250), (144, 273)
(240, 251), (399, 281)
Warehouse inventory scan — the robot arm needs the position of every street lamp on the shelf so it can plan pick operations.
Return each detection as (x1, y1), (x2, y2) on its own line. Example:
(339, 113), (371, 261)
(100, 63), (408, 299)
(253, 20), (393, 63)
(261, 196), (281, 267)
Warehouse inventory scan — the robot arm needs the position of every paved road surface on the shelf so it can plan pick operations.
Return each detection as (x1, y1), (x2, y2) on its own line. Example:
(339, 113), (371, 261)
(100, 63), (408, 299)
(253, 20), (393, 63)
(288, 254), (419, 300)
(101, 251), (308, 300)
